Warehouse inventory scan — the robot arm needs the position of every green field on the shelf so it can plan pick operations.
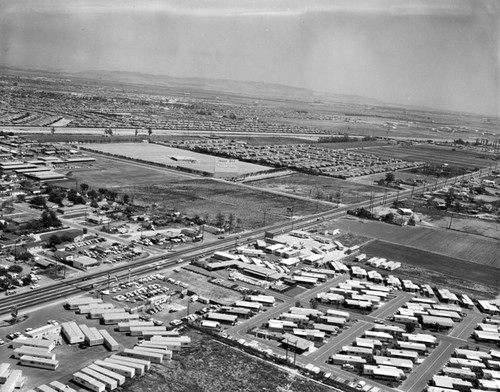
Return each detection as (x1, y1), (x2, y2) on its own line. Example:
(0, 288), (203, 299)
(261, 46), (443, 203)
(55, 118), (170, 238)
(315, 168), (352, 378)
(123, 329), (333, 392)
(248, 173), (390, 204)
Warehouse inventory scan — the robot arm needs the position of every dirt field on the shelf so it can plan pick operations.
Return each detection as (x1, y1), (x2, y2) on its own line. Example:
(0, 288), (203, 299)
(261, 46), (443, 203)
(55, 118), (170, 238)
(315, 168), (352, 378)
(248, 173), (390, 204)
(334, 218), (500, 266)
(362, 240), (500, 297)
(170, 269), (240, 305)
(52, 154), (194, 190)
(88, 142), (270, 175)
(417, 207), (500, 240)
(123, 329), (333, 392)
(121, 179), (331, 229)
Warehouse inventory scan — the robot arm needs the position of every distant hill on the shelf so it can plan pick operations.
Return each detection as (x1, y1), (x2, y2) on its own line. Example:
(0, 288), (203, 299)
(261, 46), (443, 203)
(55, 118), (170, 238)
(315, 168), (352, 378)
(69, 69), (389, 106)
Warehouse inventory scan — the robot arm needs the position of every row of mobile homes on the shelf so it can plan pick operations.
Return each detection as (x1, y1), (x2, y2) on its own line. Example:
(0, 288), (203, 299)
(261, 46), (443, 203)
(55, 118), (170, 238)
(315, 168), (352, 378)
(79, 325), (104, 346)
(100, 330), (120, 351)
(61, 322), (85, 344)
(20, 355), (59, 370)
(102, 313), (139, 325)
(66, 297), (103, 310)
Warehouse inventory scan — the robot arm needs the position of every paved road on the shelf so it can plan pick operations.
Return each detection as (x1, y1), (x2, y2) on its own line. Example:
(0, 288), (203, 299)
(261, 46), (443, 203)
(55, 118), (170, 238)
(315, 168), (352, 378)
(402, 341), (455, 392)
(309, 320), (372, 363)
(371, 292), (414, 319)
(449, 311), (484, 340)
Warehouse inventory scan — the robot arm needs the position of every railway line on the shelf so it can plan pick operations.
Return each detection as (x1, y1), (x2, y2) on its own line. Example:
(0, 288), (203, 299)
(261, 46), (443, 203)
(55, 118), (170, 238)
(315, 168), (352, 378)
(0, 166), (492, 317)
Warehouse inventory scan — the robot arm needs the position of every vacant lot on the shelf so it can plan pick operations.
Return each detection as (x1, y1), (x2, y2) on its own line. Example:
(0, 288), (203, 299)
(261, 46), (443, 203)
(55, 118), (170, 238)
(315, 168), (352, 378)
(88, 143), (270, 175)
(170, 269), (240, 305)
(334, 218), (500, 266)
(122, 178), (331, 229)
(248, 173), (389, 204)
(124, 329), (333, 392)
(366, 144), (495, 169)
(363, 240), (500, 296)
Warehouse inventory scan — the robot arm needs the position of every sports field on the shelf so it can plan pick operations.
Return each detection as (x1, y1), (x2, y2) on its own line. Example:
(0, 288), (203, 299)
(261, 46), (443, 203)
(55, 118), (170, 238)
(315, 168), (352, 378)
(248, 173), (390, 204)
(366, 144), (495, 169)
(88, 143), (270, 175)
(53, 154), (194, 189)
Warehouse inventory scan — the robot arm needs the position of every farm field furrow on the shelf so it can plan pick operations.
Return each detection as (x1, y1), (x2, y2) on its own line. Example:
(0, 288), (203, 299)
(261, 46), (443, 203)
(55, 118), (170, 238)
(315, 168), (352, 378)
(366, 145), (494, 168)
(362, 240), (500, 289)
(334, 218), (500, 266)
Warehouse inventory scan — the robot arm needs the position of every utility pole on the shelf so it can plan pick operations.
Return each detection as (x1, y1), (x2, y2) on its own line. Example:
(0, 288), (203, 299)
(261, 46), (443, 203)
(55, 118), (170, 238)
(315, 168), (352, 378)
(448, 212), (454, 230)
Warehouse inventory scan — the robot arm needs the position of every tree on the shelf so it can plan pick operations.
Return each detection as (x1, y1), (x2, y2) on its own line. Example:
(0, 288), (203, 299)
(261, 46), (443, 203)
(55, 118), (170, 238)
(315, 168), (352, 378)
(47, 234), (62, 247)
(106, 191), (118, 201)
(215, 212), (225, 228)
(40, 210), (62, 228)
(98, 188), (107, 196)
(8, 264), (23, 273)
(147, 127), (153, 136)
(385, 172), (395, 183)
(80, 183), (90, 193)
(226, 213), (235, 233)
(29, 195), (47, 208)
(310, 298), (319, 310)
(87, 189), (98, 200)
(405, 323), (417, 333)
(123, 194), (130, 204)
(16, 194), (26, 202)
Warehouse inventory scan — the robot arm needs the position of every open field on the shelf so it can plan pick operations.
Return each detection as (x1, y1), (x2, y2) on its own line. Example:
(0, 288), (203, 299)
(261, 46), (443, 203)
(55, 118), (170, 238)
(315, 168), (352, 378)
(248, 174), (390, 204)
(362, 240), (500, 296)
(88, 142), (270, 175)
(334, 218), (500, 266)
(366, 144), (496, 169)
(124, 329), (333, 392)
(121, 179), (331, 229)
(416, 206), (500, 240)
(53, 154), (194, 189)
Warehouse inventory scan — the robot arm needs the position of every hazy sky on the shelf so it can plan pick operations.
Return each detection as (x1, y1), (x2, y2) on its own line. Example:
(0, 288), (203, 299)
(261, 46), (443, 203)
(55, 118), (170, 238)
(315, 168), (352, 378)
(0, 0), (498, 115)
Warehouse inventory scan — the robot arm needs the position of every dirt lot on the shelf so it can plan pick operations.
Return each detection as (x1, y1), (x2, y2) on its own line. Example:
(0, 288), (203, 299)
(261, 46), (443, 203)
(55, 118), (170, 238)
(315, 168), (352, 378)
(120, 179), (331, 229)
(334, 218), (500, 266)
(170, 269), (240, 305)
(416, 207), (500, 240)
(248, 173), (389, 204)
(123, 329), (333, 392)
(362, 240), (500, 298)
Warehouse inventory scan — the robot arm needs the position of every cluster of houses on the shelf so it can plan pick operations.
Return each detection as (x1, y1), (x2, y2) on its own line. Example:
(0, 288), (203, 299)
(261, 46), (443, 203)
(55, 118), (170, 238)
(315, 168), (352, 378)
(331, 326), (438, 383)
(429, 346), (500, 392)
(168, 139), (425, 179)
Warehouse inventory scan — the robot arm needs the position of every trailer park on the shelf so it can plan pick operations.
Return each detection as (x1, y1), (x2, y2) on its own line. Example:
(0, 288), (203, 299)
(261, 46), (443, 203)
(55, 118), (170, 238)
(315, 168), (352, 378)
(0, 225), (499, 392)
